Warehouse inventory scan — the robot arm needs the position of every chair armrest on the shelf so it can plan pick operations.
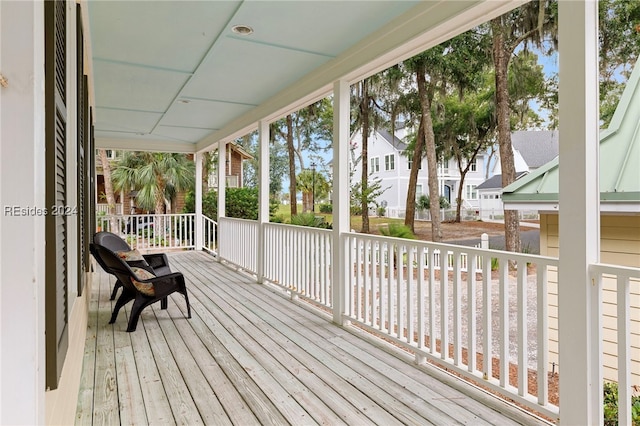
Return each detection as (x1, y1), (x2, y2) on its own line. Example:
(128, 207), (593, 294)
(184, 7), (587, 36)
(142, 272), (186, 296)
(143, 253), (170, 270)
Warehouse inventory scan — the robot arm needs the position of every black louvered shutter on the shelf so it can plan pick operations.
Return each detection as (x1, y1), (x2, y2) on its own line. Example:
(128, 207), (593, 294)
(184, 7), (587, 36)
(45, 0), (68, 390)
(76, 4), (88, 295)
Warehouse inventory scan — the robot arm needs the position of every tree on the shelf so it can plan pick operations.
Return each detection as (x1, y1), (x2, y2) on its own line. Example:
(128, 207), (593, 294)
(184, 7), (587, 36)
(490, 0), (555, 253)
(351, 75), (389, 233)
(272, 99), (333, 216)
(112, 152), (195, 216)
(599, 0), (640, 126)
(296, 168), (329, 213)
(436, 80), (495, 222)
(349, 143), (389, 217)
(98, 149), (120, 232)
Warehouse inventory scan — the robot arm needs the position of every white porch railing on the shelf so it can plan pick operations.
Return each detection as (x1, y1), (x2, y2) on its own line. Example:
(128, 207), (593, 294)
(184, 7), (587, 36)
(218, 217), (258, 273)
(120, 215), (636, 423)
(202, 215), (217, 254)
(96, 213), (196, 251)
(96, 203), (123, 215)
(590, 263), (640, 426)
(343, 232), (560, 420)
(263, 223), (332, 309)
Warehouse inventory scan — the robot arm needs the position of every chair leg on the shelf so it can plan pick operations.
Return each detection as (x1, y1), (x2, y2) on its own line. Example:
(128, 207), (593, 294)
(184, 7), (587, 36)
(161, 297), (168, 310)
(110, 279), (123, 301)
(127, 297), (151, 332)
(182, 289), (192, 319)
(109, 289), (134, 324)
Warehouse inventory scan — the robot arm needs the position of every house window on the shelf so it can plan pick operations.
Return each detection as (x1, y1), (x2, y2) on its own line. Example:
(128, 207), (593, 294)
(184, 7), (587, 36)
(416, 184), (423, 198)
(370, 157), (380, 173)
(384, 154), (395, 171)
(466, 184), (478, 200)
(438, 159), (449, 174)
(469, 158), (477, 172)
(407, 153), (421, 170)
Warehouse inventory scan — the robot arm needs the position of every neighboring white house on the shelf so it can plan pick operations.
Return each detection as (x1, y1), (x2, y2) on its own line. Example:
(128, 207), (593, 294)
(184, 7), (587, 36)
(476, 171), (528, 220)
(478, 131), (559, 219)
(490, 130), (560, 175)
(350, 127), (488, 219)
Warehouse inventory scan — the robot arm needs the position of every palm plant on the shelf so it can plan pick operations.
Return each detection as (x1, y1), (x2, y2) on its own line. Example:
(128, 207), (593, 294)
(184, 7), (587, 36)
(296, 168), (328, 213)
(112, 152), (195, 215)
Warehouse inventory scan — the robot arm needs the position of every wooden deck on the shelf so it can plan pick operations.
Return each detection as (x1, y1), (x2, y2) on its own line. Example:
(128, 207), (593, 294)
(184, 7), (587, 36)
(76, 251), (548, 425)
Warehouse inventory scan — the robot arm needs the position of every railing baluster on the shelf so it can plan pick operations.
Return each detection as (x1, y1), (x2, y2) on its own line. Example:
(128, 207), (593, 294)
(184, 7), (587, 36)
(453, 251), (462, 366)
(617, 274), (631, 426)
(499, 259), (509, 389)
(468, 254), (477, 373)
(429, 248), (436, 354)
(517, 259), (528, 397)
(441, 248), (449, 360)
(536, 264), (549, 405)
(483, 254), (492, 380)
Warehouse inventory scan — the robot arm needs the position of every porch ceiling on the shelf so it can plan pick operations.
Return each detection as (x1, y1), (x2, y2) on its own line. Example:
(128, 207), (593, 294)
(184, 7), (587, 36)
(87, 1), (522, 154)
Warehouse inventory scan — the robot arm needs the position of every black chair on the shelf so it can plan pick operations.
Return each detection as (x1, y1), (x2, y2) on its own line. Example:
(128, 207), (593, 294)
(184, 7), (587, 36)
(91, 243), (191, 332)
(91, 231), (171, 300)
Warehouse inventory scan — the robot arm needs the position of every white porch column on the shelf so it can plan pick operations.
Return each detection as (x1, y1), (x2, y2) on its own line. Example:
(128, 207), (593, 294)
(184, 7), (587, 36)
(0, 1), (46, 424)
(332, 79), (350, 325)
(558, 1), (601, 425)
(217, 141), (227, 261)
(195, 151), (203, 250)
(257, 120), (269, 283)
(217, 141), (227, 219)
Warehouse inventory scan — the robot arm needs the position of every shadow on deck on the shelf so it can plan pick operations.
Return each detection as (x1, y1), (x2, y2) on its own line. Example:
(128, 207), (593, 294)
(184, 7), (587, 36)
(76, 251), (548, 425)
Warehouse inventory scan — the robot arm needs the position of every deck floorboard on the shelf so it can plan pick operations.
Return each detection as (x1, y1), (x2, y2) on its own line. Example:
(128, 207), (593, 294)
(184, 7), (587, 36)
(77, 251), (548, 426)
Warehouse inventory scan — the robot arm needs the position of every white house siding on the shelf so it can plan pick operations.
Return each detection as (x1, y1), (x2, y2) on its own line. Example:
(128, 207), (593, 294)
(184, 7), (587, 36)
(351, 130), (487, 219)
(541, 213), (640, 386)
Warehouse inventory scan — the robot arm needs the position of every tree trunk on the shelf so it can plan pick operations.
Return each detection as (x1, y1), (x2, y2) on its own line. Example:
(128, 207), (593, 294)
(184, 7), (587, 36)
(455, 168), (466, 223)
(492, 18), (521, 253)
(416, 69), (442, 242)
(98, 149), (119, 233)
(286, 115), (297, 216)
(360, 80), (370, 234)
(404, 117), (425, 233)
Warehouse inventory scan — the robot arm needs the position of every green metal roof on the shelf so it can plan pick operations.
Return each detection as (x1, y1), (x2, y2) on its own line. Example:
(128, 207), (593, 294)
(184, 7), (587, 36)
(503, 60), (640, 207)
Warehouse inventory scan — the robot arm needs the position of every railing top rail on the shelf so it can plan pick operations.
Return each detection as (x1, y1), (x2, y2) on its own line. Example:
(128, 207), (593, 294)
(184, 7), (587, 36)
(218, 216), (258, 224)
(264, 222), (332, 235)
(202, 215), (217, 225)
(343, 231), (559, 265)
(590, 262), (640, 277)
(97, 213), (195, 218)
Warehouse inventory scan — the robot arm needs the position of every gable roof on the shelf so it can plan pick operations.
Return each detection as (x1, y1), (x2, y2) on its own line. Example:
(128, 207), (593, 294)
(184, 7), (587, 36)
(377, 129), (408, 151)
(503, 60), (640, 212)
(477, 172), (528, 191)
(511, 130), (559, 169)
(228, 142), (253, 160)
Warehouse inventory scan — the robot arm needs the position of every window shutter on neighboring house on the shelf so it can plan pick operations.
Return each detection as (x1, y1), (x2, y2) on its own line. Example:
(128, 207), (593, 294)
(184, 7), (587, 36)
(45, 0), (68, 390)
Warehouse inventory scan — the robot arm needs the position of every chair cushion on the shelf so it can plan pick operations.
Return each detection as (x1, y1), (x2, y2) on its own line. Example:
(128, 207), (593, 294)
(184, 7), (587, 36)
(130, 267), (156, 296)
(116, 249), (154, 273)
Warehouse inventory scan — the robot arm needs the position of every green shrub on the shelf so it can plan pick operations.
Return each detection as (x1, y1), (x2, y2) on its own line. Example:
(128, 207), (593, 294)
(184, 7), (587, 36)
(379, 223), (416, 239)
(183, 188), (278, 220)
(270, 214), (285, 223)
(603, 381), (640, 426)
(417, 194), (450, 210)
(377, 206), (386, 217)
(290, 212), (332, 229)
(319, 203), (333, 213)
(350, 205), (362, 216)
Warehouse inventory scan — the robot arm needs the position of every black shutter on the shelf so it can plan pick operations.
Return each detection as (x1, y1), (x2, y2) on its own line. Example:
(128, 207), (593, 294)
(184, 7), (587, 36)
(89, 108), (96, 238)
(45, 0), (68, 390)
(76, 4), (88, 295)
